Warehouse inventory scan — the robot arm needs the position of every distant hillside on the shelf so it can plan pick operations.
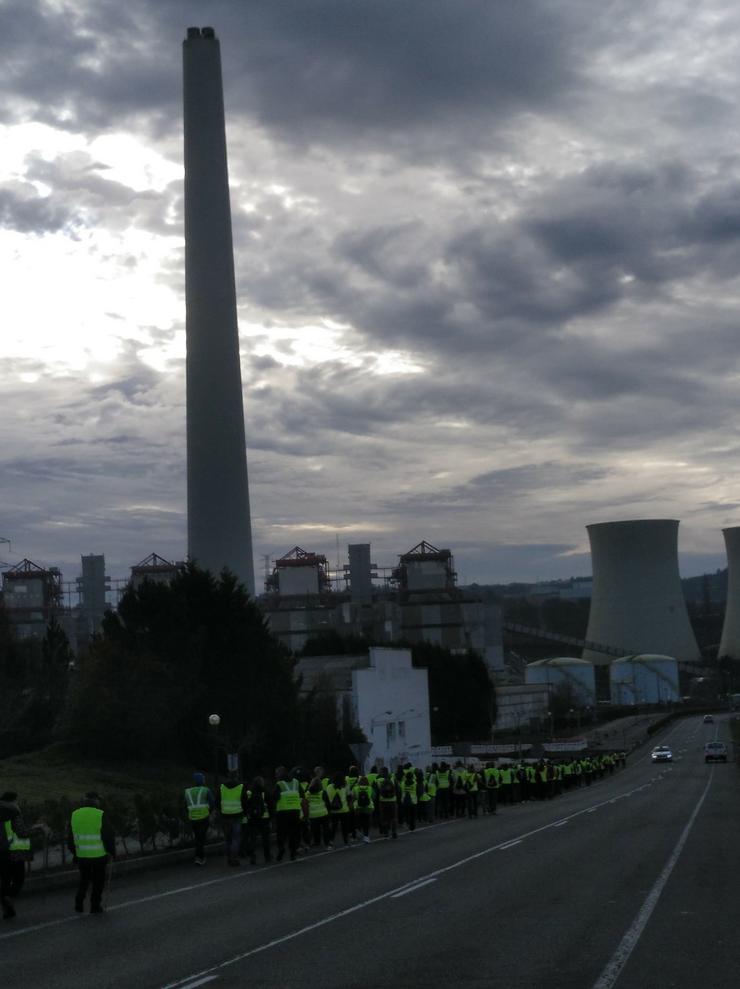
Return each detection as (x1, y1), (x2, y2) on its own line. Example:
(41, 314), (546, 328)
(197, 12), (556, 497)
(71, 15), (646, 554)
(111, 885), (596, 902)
(466, 569), (728, 607)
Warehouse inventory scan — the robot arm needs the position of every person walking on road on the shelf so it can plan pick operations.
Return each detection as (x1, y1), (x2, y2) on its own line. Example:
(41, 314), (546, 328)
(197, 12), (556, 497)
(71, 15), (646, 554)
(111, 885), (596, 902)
(68, 792), (115, 914)
(1, 791), (30, 920)
(376, 768), (398, 839)
(273, 766), (302, 861)
(185, 771), (215, 866)
(242, 777), (272, 865)
(219, 772), (248, 866)
(352, 775), (374, 843)
(327, 772), (353, 846)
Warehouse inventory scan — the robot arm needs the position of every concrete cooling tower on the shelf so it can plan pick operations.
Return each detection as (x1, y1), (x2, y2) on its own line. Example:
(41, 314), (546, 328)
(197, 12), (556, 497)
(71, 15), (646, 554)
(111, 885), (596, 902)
(718, 526), (740, 659)
(582, 520), (700, 664)
(183, 27), (255, 595)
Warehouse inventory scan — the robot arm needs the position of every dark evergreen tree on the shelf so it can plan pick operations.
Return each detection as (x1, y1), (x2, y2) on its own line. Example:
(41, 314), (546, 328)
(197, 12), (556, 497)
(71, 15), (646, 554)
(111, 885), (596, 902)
(65, 564), (300, 768)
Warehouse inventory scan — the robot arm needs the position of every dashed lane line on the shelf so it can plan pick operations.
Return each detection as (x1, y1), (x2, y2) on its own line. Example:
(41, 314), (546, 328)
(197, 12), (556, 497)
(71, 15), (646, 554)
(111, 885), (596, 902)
(390, 878), (438, 898)
(591, 770), (713, 989)
(158, 785), (658, 989)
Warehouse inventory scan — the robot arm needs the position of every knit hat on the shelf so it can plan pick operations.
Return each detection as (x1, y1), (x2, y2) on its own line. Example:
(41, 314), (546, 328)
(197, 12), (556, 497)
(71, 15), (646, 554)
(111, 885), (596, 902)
(193, 771), (206, 785)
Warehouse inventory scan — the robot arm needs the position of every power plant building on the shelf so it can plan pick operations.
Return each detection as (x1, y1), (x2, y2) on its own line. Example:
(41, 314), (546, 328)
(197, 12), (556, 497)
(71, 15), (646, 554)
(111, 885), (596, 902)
(718, 526), (740, 660)
(183, 27), (255, 595)
(524, 657), (596, 707)
(582, 520), (700, 665)
(609, 655), (680, 705)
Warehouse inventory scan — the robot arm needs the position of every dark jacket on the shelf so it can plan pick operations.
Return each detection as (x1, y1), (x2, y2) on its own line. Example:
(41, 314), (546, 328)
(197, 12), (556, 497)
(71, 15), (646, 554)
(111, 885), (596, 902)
(0, 800), (27, 854)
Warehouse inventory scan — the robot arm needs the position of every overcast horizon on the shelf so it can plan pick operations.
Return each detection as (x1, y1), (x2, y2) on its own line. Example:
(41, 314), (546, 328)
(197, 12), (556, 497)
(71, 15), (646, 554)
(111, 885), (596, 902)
(4, 1), (740, 588)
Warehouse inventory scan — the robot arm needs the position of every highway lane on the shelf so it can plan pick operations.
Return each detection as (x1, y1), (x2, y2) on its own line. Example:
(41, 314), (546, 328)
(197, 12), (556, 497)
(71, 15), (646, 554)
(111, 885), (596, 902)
(2, 715), (738, 989)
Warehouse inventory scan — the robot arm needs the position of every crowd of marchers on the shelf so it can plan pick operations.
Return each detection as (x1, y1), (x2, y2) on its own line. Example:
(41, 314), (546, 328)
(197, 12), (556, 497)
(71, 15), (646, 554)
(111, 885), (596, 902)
(1, 752), (626, 920)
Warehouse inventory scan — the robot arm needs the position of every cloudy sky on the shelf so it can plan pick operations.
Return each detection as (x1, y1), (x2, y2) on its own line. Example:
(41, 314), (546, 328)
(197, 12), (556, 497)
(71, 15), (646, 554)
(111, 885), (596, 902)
(3, 0), (740, 591)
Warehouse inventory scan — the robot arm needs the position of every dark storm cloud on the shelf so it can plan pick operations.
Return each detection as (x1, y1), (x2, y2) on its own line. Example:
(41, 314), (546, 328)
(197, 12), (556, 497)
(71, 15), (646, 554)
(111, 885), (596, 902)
(0, 183), (78, 233)
(385, 462), (610, 516)
(2, 0), (587, 150)
(231, 0), (584, 148)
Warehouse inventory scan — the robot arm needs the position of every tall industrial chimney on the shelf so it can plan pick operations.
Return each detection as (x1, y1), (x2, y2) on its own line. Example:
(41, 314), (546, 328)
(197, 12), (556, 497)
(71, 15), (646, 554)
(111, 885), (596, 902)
(183, 27), (255, 595)
(582, 519), (700, 664)
(718, 527), (740, 659)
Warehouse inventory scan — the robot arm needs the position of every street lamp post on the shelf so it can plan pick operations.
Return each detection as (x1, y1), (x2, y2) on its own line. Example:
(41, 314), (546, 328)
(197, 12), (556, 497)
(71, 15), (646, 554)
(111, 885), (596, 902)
(208, 713), (221, 789)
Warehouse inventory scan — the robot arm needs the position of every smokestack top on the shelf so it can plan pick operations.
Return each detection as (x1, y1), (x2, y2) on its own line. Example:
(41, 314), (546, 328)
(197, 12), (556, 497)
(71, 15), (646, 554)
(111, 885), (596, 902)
(185, 26), (216, 40)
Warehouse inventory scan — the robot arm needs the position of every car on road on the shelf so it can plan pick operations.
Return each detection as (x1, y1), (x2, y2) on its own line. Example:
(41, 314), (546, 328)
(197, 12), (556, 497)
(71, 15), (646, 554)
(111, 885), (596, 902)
(651, 745), (673, 763)
(704, 741), (728, 763)
(703, 714), (714, 724)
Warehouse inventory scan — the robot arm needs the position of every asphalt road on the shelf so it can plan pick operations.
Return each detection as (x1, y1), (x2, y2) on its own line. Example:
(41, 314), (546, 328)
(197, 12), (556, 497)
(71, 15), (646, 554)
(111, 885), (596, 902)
(3, 715), (738, 989)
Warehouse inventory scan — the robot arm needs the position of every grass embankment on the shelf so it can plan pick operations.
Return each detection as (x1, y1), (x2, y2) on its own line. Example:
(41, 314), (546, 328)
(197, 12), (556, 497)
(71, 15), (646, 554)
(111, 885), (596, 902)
(0, 743), (193, 805)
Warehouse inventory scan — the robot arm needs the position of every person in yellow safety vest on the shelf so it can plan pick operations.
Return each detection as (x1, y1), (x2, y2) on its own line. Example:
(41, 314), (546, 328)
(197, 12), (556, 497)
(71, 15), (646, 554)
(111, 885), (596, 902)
(273, 767), (303, 862)
(219, 772), (248, 867)
(327, 772), (353, 846)
(483, 763), (499, 816)
(400, 765), (418, 832)
(67, 792), (115, 914)
(452, 762), (468, 818)
(184, 771), (215, 866)
(306, 775), (333, 849)
(498, 764), (513, 806)
(241, 776), (273, 865)
(1, 791), (30, 920)
(465, 766), (481, 819)
(424, 767), (437, 823)
(313, 765), (331, 790)
(375, 768), (398, 839)
(415, 768), (431, 824)
(352, 775), (375, 843)
(345, 764), (360, 841)
(435, 763), (451, 819)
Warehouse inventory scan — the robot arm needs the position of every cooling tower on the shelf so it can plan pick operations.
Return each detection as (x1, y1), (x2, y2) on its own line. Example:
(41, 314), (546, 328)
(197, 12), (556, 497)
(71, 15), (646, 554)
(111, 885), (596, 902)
(582, 520), (699, 664)
(183, 27), (255, 595)
(718, 526), (740, 659)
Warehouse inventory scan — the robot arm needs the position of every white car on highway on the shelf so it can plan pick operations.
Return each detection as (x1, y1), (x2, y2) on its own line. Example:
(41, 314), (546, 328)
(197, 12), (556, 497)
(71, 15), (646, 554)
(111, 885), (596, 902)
(651, 745), (673, 763)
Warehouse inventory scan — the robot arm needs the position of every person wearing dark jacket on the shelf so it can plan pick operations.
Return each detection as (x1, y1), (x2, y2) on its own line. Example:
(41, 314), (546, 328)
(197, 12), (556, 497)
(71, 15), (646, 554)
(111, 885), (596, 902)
(1, 791), (29, 920)
(67, 792), (116, 914)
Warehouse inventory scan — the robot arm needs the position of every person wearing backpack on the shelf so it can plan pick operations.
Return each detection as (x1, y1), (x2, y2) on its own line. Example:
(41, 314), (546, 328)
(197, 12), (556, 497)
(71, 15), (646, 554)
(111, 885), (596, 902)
(352, 775), (374, 843)
(484, 763), (499, 816)
(306, 775), (333, 850)
(345, 765), (360, 842)
(376, 768), (398, 839)
(465, 766), (481, 818)
(241, 777), (272, 865)
(452, 763), (467, 818)
(327, 772), (352, 846)
(435, 763), (451, 819)
(400, 765), (418, 832)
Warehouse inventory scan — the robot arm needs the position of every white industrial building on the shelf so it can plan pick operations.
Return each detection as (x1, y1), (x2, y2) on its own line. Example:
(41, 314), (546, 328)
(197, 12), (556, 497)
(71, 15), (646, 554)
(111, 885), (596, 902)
(718, 526), (740, 660)
(582, 520), (700, 664)
(609, 655), (680, 705)
(524, 657), (597, 707)
(295, 647), (431, 770)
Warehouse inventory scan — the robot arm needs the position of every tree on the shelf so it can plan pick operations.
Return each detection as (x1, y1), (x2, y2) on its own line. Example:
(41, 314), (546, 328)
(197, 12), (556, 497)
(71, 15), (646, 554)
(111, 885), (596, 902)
(411, 643), (494, 743)
(65, 564), (300, 769)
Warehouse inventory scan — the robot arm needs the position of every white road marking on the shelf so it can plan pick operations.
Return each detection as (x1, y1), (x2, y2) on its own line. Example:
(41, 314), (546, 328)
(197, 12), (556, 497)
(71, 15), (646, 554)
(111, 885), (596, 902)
(0, 774), (650, 952)
(179, 977), (219, 989)
(591, 771), (713, 989)
(553, 820), (569, 827)
(499, 840), (523, 850)
(390, 878), (437, 898)
(158, 791), (648, 989)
